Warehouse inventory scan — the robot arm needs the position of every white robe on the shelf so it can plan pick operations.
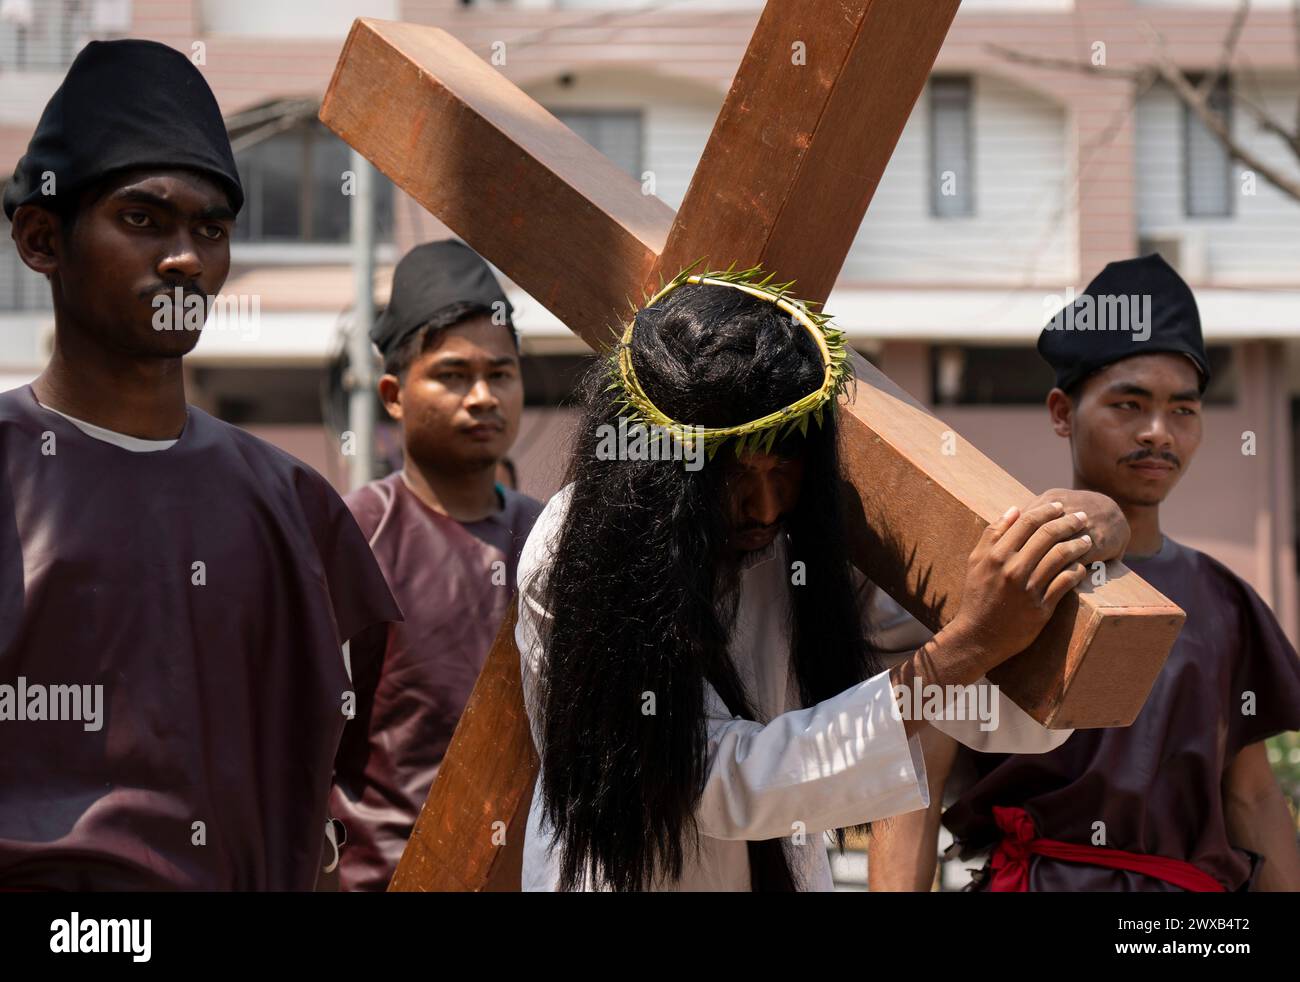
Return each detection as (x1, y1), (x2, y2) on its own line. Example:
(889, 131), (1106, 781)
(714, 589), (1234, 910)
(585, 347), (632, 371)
(517, 484), (1071, 891)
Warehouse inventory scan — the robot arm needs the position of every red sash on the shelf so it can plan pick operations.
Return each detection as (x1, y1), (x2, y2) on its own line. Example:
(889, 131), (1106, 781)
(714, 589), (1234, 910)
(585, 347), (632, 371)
(987, 806), (1226, 892)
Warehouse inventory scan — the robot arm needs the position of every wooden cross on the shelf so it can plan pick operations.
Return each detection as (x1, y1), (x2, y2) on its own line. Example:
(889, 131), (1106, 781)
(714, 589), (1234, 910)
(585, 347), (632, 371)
(320, 1), (1185, 892)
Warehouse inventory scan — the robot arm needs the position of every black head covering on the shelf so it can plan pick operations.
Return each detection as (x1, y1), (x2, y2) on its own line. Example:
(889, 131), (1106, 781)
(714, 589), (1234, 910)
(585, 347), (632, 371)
(3, 39), (243, 220)
(372, 240), (516, 359)
(1037, 253), (1210, 393)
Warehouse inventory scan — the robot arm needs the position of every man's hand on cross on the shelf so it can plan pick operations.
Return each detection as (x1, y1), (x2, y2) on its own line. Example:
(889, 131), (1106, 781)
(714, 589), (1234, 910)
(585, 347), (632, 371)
(949, 501), (1094, 673)
(1028, 488), (1131, 566)
(891, 501), (1095, 739)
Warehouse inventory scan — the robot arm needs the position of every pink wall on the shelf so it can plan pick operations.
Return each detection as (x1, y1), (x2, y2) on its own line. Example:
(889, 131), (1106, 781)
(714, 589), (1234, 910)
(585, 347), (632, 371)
(879, 340), (1298, 643)
(244, 424), (351, 494)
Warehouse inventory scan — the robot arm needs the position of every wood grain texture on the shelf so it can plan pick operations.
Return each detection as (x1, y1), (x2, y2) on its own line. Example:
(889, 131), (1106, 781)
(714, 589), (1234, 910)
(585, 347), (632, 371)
(321, 0), (1185, 892)
(387, 601), (536, 891)
(320, 18), (674, 352)
(839, 352), (1185, 728)
(651, 0), (962, 304)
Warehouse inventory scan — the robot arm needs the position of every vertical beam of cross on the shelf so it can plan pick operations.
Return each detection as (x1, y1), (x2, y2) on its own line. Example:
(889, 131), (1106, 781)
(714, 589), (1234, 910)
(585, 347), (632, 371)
(321, 1), (1183, 891)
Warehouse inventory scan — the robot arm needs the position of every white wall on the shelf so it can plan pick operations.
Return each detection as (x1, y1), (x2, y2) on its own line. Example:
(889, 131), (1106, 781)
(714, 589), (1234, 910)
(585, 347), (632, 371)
(1137, 0), (1292, 7)
(525, 70), (721, 209)
(529, 70), (1070, 286)
(958, 0), (1073, 9)
(551, 0), (760, 9)
(846, 74), (1071, 286)
(1137, 76), (1300, 285)
(199, 0), (398, 38)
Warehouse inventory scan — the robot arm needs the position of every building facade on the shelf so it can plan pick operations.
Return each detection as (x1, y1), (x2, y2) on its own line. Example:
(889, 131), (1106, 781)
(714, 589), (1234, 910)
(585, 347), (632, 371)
(1, 0), (1297, 651)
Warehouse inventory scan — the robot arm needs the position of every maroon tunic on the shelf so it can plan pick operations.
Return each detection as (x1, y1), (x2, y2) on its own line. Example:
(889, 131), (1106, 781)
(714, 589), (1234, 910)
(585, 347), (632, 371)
(330, 471), (543, 891)
(0, 385), (401, 890)
(943, 535), (1300, 891)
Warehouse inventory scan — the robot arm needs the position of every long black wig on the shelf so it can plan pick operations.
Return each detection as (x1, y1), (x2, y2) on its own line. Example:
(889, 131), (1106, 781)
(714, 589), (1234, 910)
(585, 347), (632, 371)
(533, 282), (879, 891)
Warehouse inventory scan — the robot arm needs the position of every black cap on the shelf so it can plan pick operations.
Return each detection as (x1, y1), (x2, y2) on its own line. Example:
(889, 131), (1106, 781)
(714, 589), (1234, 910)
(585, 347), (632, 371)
(371, 240), (515, 358)
(1037, 253), (1210, 393)
(3, 39), (243, 220)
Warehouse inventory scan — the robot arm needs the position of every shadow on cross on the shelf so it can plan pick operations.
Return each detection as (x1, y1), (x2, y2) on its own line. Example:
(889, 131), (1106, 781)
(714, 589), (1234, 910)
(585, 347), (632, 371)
(839, 474), (1087, 721)
(839, 476), (947, 635)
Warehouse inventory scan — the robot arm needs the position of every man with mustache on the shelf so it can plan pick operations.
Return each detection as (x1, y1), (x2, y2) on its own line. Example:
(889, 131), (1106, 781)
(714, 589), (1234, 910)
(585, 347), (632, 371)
(868, 254), (1300, 891)
(329, 240), (543, 890)
(0, 40), (401, 889)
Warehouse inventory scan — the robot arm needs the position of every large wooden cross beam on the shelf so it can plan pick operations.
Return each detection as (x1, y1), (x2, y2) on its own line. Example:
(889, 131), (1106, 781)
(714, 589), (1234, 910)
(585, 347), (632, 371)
(321, 1), (1185, 892)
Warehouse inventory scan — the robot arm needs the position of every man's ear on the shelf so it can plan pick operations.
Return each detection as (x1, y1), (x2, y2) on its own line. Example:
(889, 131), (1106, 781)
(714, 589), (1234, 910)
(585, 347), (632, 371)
(377, 373), (403, 421)
(10, 204), (61, 278)
(1045, 387), (1073, 439)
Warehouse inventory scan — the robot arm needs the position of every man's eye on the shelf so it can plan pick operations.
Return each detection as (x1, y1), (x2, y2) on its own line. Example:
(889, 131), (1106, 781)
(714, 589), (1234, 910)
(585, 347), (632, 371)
(122, 212), (151, 227)
(198, 224), (226, 240)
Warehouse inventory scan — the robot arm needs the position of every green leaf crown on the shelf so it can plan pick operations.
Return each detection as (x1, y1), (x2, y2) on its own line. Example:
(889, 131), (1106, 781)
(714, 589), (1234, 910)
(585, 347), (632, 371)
(607, 261), (852, 459)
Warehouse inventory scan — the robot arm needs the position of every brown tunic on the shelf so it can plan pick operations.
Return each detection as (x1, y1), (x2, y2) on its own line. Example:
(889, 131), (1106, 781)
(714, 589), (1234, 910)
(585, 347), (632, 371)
(330, 471), (543, 891)
(0, 385), (401, 890)
(943, 535), (1300, 891)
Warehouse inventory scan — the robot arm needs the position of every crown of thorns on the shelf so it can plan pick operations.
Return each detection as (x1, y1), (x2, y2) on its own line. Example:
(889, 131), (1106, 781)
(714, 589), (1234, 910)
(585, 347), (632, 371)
(607, 261), (852, 458)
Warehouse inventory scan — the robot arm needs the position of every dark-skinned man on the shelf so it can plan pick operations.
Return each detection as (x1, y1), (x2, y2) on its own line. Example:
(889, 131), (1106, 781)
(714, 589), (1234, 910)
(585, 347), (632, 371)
(868, 255), (1300, 892)
(0, 39), (400, 890)
(329, 241), (544, 891)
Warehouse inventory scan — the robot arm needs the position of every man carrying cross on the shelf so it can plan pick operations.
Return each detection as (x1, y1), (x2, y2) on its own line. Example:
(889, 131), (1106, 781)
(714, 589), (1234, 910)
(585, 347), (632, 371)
(515, 269), (1132, 891)
(319, 6), (1185, 891)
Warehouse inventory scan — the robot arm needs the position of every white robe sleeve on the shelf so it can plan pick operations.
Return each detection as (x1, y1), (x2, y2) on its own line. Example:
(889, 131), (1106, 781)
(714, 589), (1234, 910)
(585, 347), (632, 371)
(694, 672), (930, 840)
(516, 485), (930, 842)
(516, 486), (572, 754)
(928, 677), (1074, 753)
(857, 573), (1075, 755)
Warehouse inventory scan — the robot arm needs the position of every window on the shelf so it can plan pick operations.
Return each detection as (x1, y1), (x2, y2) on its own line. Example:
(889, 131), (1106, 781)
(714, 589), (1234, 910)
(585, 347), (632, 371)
(929, 76), (974, 218)
(551, 110), (643, 180)
(193, 366), (328, 425)
(1184, 76), (1233, 218)
(932, 346), (1053, 405)
(233, 121), (395, 244)
(0, 0), (99, 71)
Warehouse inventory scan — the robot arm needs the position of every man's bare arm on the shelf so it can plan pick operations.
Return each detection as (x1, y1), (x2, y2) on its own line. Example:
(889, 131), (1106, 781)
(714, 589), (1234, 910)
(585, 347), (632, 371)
(868, 726), (960, 891)
(1223, 740), (1300, 891)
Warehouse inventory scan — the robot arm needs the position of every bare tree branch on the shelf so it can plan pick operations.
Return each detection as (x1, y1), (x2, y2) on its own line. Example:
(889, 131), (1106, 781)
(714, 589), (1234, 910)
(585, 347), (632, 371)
(1234, 51), (1296, 154)
(1293, 0), (1300, 136)
(225, 98), (322, 154)
(1200, 0), (1251, 100)
(1234, 81), (1300, 156)
(983, 4), (1300, 205)
(983, 42), (1145, 81)
(1140, 21), (1300, 201)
